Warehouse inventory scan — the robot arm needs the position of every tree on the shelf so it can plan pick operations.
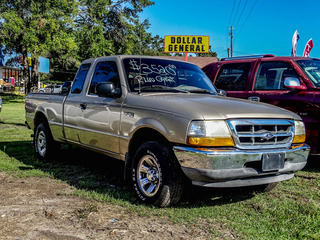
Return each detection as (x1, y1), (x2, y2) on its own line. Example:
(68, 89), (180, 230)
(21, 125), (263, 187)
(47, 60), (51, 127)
(74, 0), (113, 61)
(104, 0), (155, 55)
(130, 19), (169, 56)
(0, 0), (78, 93)
(1, 0), (170, 90)
(75, 0), (157, 59)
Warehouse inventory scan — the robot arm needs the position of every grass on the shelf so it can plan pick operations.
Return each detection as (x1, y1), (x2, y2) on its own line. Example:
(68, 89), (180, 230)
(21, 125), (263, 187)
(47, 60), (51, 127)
(0, 94), (319, 239)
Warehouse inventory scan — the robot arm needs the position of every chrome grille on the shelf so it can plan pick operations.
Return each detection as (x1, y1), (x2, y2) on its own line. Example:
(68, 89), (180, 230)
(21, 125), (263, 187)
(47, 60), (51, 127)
(227, 119), (294, 149)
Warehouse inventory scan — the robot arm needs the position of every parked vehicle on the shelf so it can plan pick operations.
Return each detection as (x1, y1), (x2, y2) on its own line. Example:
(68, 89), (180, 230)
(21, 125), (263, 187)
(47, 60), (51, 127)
(52, 85), (62, 93)
(203, 54), (320, 154)
(39, 84), (62, 93)
(38, 85), (51, 93)
(25, 56), (309, 207)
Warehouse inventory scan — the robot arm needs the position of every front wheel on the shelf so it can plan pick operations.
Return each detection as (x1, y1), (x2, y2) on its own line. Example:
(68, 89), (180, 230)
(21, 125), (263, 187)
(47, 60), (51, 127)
(131, 141), (184, 207)
(34, 122), (60, 160)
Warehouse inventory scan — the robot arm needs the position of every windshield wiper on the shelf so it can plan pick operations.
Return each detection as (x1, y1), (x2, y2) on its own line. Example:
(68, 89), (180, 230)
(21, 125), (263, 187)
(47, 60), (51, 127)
(189, 89), (216, 94)
(136, 85), (189, 93)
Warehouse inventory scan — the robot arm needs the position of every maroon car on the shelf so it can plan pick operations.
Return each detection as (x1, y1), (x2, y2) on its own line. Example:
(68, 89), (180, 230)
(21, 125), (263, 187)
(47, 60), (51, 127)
(203, 54), (320, 154)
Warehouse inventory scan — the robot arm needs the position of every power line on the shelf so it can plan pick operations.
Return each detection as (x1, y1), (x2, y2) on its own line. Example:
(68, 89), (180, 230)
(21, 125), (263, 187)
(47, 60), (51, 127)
(234, 0), (248, 28)
(227, 0), (237, 28)
(237, 0), (258, 36)
(231, 0), (242, 27)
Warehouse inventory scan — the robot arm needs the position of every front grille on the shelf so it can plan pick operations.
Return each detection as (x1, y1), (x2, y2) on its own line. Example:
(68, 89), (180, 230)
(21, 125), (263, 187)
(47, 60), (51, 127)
(227, 119), (294, 149)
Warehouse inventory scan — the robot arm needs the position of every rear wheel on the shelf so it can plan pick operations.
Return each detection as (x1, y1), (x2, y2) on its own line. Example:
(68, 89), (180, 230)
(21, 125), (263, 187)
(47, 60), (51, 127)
(131, 141), (184, 207)
(34, 122), (60, 160)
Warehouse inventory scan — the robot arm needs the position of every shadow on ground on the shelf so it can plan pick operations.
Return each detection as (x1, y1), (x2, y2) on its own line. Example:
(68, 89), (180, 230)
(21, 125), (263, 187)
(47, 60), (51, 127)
(0, 121), (27, 126)
(1, 140), (318, 208)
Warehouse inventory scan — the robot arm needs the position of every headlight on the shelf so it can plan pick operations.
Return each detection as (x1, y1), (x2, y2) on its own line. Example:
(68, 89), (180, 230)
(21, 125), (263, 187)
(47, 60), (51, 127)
(293, 120), (306, 143)
(187, 120), (234, 147)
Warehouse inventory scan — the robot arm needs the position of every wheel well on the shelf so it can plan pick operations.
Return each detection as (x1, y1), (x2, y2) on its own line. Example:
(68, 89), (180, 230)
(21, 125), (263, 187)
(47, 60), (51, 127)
(128, 128), (170, 157)
(34, 112), (48, 130)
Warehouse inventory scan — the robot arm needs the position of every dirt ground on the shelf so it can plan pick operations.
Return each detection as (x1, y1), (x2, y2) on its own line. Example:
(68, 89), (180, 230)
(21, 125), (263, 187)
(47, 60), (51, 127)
(0, 171), (223, 240)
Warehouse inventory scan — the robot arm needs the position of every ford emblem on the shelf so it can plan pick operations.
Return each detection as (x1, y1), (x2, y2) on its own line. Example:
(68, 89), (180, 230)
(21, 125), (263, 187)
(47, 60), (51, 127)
(262, 133), (274, 140)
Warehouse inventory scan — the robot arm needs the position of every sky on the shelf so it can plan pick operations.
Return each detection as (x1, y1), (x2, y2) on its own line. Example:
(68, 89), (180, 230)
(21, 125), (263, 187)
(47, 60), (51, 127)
(139, 0), (320, 59)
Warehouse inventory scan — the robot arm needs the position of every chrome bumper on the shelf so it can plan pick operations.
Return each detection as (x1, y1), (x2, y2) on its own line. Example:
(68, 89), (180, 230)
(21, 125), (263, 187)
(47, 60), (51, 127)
(173, 144), (310, 187)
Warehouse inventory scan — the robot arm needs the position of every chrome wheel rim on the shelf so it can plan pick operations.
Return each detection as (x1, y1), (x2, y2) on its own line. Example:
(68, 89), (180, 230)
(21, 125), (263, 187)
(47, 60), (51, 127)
(37, 130), (46, 157)
(137, 154), (160, 197)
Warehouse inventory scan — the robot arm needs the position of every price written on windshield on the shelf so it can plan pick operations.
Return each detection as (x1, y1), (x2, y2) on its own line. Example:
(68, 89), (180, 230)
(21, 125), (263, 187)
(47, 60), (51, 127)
(129, 60), (177, 84)
(129, 60), (177, 75)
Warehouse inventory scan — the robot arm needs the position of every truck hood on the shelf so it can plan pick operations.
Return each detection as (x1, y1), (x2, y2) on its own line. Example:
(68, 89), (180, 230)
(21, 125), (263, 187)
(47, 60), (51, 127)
(126, 93), (301, 121)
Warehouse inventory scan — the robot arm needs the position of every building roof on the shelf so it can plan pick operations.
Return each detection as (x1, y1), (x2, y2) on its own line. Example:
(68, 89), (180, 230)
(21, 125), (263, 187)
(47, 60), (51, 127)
(164, 56), (218, 68)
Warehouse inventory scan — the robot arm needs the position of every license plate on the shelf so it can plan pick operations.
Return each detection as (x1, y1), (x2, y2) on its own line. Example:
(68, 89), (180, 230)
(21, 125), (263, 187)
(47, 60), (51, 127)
(262, 153), (285, 171)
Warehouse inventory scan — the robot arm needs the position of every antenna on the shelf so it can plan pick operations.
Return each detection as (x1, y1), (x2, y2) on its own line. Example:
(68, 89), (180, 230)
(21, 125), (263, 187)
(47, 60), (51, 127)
(138, 20), (142, 95)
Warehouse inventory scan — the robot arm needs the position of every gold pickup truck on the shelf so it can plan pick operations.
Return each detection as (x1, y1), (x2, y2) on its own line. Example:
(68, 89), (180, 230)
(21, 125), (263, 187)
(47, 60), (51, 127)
(25, 56), (310, 207)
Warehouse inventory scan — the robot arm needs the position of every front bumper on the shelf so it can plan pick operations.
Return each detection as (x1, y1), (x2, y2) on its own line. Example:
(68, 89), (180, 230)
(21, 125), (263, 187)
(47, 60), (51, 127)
(173, 144), (310, 187)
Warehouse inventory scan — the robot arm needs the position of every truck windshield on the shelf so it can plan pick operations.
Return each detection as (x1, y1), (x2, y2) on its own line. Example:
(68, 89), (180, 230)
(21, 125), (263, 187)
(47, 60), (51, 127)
(123, 58), (217, 94)
(296, 59), (320, 87)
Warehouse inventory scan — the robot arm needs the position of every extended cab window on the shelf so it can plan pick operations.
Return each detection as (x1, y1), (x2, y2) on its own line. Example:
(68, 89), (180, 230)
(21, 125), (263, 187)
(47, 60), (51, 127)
(254, 61), (299, 90)
(215, 63), (250, 91)
(89, 61), (120, 95)
(71, 63), (91, 94)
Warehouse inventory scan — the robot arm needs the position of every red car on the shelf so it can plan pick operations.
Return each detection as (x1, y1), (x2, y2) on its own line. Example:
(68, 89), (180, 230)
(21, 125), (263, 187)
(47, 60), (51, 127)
(203, 54), (320, 154)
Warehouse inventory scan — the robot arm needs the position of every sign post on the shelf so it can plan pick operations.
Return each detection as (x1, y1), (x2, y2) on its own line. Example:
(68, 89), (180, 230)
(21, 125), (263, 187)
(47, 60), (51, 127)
(164, 35), (210, 61)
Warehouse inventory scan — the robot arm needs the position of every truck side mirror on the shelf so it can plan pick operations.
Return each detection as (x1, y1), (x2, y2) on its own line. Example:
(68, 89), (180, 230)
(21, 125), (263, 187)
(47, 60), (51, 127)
(96, 82), (121, 98)
(60, 81), (72, 94)
(61, 86), (71, 94)
(283, 77), (307, 90)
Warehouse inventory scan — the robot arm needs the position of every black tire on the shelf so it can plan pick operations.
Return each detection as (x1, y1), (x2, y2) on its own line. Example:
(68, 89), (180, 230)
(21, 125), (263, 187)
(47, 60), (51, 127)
(34, 122), (60, 160)
(131, 141), (184, 207)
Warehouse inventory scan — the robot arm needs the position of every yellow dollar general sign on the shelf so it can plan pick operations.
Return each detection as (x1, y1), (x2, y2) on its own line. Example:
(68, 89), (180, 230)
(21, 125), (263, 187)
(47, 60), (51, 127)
(164, 35), (209, 53)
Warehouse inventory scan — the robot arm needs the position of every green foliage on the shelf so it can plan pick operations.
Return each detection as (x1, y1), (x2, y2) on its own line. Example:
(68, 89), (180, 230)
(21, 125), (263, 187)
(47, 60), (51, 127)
(0, 0), (78, 91)
(0, 0), (167, 85)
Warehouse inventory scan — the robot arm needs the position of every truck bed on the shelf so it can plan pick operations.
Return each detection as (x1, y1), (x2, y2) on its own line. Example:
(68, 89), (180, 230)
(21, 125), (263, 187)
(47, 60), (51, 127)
(25, 92), (68, 142)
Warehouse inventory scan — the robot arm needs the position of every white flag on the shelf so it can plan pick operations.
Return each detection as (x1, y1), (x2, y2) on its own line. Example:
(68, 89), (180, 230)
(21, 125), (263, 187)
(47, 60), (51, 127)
(291, 30), (300, 57)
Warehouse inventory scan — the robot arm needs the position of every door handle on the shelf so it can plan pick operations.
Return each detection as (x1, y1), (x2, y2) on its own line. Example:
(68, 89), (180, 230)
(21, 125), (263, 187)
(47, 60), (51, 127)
(248, 96), (260, 102)
(80, 103), (87, 110)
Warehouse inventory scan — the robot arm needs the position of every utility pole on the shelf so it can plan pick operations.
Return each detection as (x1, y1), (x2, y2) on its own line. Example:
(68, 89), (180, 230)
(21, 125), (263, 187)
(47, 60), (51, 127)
(229, 26), (234, 57)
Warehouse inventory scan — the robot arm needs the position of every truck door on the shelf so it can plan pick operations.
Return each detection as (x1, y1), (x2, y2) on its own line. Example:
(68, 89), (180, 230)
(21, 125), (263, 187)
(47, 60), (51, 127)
(214, 62), (253, 99)
(77, 60), (123, 156)
(249, 61), (312, 115)
(64, 63), (92, 143)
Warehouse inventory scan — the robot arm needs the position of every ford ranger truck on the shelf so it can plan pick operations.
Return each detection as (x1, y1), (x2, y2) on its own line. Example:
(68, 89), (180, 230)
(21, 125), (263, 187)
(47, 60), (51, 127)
(202, 54), (320, 154)
(25, 56), (310, 207)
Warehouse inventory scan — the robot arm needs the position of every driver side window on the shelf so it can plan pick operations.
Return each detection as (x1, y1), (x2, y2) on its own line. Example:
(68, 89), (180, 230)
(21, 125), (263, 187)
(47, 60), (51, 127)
(89, 61), (120, 95)
(215, 63), (251, 91)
